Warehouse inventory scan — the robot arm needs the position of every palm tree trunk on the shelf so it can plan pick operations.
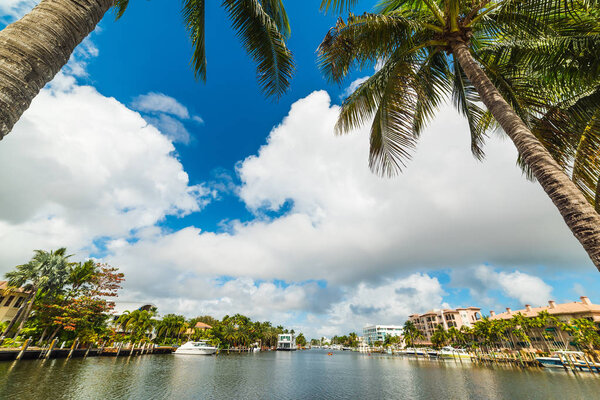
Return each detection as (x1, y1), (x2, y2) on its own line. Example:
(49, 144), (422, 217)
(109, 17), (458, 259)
(1, 289), (34, 338)
(13, 286), (39, 337)
(451, 40), (600, 271)
(0, 0), (113, 139)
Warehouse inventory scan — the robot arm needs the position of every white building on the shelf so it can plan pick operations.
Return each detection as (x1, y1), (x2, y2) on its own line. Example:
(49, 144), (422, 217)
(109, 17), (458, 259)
(277, 333), (296, 351)
(363, 325), (403, 345)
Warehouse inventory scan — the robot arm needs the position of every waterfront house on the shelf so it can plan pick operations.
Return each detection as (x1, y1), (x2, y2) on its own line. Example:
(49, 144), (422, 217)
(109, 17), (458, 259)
(277, 333), (296, 350)
(488, 296), (600, 350)
(0, 281), (29, 323)
(363, 325), (403, 345)
(408, 307), (482, 341)
(184, 321), (213, 338)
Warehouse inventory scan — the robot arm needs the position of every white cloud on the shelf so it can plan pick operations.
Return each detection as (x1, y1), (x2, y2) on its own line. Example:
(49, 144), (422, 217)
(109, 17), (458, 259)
(132, 92), (191, 119)
(0, 0), (37, 22)
(98, 89), (587, 335)
(114, 273), (444, 338)
(104, 90), (591, 290)
(451, 265), (553, 308)
(131, 92), (203, 144)
(0, 75), (209, 269)
(340, 76), (369, 100)
(319, 273), (446, 336)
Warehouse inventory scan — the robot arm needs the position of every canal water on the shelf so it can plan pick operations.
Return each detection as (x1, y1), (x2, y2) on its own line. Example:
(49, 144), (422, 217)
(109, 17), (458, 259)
(1, 349), (598, 399)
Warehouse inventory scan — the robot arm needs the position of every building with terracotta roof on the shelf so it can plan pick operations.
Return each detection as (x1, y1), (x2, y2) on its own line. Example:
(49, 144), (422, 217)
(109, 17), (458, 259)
(489, 296), (600, 323)
(195, 322), (212, 330)
(488, 296), (600, 351)
(0, 281), (30, 324)
(409, 307), (482, 341)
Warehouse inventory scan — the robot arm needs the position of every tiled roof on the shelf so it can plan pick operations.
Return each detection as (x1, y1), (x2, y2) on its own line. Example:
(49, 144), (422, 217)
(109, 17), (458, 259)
(0, 281), (29, 294)
(195, 322), (212, 329)
(490, 297), (600, 320)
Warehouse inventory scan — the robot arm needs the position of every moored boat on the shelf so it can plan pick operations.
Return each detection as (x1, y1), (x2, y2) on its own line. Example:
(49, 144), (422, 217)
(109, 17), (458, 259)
(174, 341), (218, 355)
(438, 346), (471, 360)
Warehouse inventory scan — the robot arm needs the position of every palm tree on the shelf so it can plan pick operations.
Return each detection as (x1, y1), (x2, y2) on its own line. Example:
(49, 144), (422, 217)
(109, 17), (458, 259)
(318, 0), (600, 271)
(1, 248), (72, 339)
(403, 320), (424, 348)
(431, 324), (450, 349)
(116, 309), (156, 341)
(0, 0), (294, 139)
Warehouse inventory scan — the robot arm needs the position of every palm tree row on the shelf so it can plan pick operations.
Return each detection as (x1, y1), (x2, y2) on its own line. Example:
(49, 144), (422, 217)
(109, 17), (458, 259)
(413, 312), (600, 352)
(113, 311), (296, 349)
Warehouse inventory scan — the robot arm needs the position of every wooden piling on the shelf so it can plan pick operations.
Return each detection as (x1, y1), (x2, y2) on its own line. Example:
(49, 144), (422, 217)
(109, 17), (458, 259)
(44, 339), (57, 359)
(16, 338), (31, 361)
(67, 338), (79, 360)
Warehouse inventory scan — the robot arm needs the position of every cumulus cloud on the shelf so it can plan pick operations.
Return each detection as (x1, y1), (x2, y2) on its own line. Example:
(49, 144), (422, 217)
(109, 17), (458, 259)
(0, 0), (37, 22)
(131, 92), (203, 144)
(112, 90), (588, 289)
(132, 92), (191, 119)
(0, 73), (210, 269)
(93, 89), (584, 335)
(451, 265), (553, 308)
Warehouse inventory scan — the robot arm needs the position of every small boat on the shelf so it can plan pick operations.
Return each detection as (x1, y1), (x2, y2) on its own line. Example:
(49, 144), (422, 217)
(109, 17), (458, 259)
(174, 341), (218, 355)
(536, 350), (600, 371)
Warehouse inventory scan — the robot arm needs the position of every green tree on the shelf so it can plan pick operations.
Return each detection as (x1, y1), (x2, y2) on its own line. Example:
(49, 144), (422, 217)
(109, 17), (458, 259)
(296, 333), (307, 347)
(0, 0), (294, 139)
(2, 248), (72, 339)
(116, 309), (156, 342)
(431, 324), (449, 349)
(403, 320), (424, 348)
(319, 0), (600, 271)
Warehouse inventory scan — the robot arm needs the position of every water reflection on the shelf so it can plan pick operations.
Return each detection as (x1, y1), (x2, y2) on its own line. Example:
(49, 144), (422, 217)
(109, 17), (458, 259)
(0, 350), (598, 399)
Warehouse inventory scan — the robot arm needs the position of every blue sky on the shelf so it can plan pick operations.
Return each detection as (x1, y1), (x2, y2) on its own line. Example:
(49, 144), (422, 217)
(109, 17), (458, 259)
(1, 0), (599, 338)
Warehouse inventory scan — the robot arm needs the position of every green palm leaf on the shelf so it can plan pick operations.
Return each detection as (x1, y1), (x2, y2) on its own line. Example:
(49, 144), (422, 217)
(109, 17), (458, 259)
(222, 0), (295, 98)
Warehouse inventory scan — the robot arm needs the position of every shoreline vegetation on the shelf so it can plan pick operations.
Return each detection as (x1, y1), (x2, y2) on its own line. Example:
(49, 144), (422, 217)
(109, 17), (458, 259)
(1, 248), (600, 374)
(0, 249), (299, 357)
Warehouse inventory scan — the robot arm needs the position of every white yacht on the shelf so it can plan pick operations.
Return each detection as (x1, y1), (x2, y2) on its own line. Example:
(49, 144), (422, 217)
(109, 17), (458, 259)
(174, 341), (218, 355)
(438, 346), (471, 360)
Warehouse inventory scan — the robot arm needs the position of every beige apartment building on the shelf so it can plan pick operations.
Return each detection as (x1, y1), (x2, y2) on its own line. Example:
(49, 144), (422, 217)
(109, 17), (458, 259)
(0, 281), (30, 323)
(409, 307), (482, 341)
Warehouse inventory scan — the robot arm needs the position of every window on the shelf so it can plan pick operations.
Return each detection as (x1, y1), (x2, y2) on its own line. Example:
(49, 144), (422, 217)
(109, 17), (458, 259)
(3, 296), (15, 307)
(14, 296), (24, 308)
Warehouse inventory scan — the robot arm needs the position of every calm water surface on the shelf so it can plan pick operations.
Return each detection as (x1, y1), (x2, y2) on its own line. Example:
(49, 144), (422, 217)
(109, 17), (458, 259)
(1, 350), (598, 399)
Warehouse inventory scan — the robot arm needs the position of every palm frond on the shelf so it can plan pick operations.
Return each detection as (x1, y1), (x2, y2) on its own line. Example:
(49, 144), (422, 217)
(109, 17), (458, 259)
(222, 0), (295, 98)
(183, 0), (207, 81)
(452, 60), (488, 160)
(336, 49), (427, 176)
(318, 13), (427, 84)
(532, 89), (600, 210)
(320, 0), (359, 13)
(260, 0), (291, 37)
(113, 0), (129, 20)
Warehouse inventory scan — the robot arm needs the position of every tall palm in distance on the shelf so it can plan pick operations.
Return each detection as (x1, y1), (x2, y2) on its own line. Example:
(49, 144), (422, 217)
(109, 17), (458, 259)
(0, 0), (294, 139)
(318, 0), (600, 271)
